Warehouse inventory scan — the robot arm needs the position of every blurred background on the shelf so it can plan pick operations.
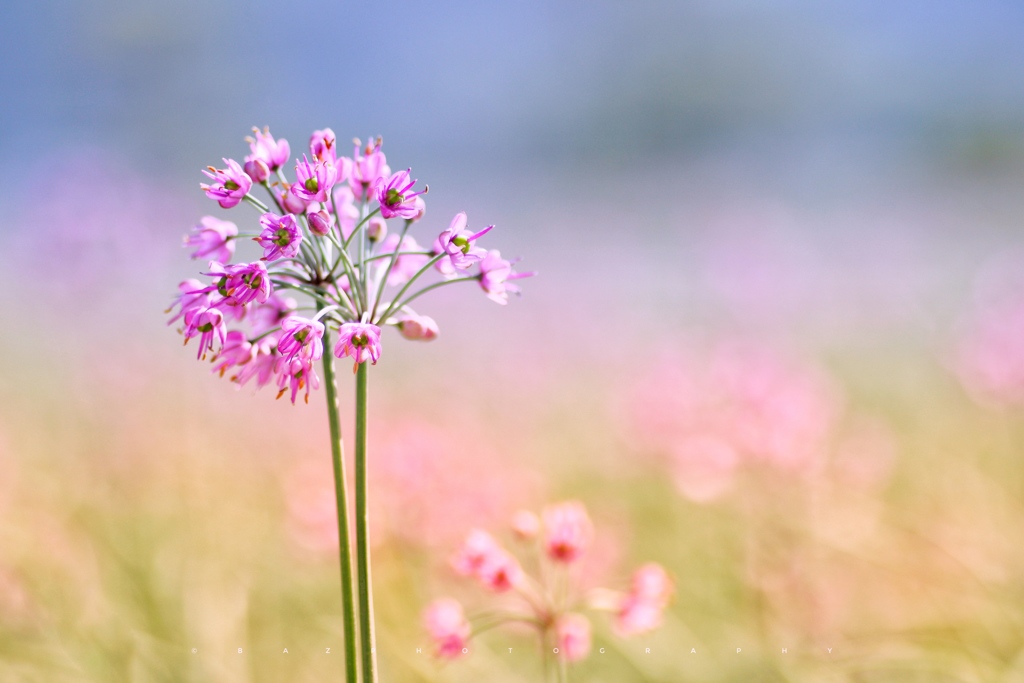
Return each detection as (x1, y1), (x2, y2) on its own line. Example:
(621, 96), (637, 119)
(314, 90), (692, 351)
(2, 1), (1024, 681)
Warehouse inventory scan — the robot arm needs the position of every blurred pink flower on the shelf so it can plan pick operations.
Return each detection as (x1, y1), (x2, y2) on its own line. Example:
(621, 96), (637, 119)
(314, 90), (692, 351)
(395, 312), (439, 341)
(952, 255), (1024, 407)
(511, 510), (541, 540)
(542, 501), (593, 563)
(613, 563), (674, 636)
(622, 341), (841, 501)
(555, 614), (592, 662)
(184, 216), (237, 263)
(246, 126), (290, 170)
(423, 598), (471, 659)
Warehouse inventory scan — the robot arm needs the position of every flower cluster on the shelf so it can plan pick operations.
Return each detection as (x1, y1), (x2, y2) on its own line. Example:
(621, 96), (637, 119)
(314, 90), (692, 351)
(169, 128), (534, 402)
(422, 501), (672, 667)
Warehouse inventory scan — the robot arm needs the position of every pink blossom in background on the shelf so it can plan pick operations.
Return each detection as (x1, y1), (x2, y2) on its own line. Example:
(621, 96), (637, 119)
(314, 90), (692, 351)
(349, 138), (390, 200)
(478, 250), (535, 305)
(542, 501), (594, 563)
(283, 460), (339, 554)
(246, 126), (290, 170)
(953, 253), (1024, 407)
(423, 598), (471, 659)
(426, 501), (668, 670)
(511, 510), (540, 540)
(308, 128), (337, 164)
(378, 234), (429, 286)
(285, 420), (538, 553)
(621, 341), (841, 501)
(554, 614), (592, 661)
(184, 216), (237, 263)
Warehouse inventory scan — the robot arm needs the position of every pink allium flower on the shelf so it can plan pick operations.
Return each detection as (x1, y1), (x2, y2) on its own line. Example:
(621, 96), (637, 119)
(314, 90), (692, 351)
(212, 330), (256, 377)
(234, 337), (279, 389)
(257, 213), (303, 261)
(953, 289), (1024, 407)
(438, 212), (492, 270)
(479, 250), (535, 305)
(243, 158), (270, 183)
(630, 563), (674, 605)
(309, 128), (337, 164)
(451, 529), (502, 577)
(349, 138), (390, 200)
(167, 278), (212, 325)
(477, 548), (523, 592)
(276, 355), (320, 404)
(334, 322), (382, 367)
(379, 234), (429, 286)
(207, 261), (272, 306)
(184, 216), (237, 263)
(246, 126), (290, 171)
(374, 168), (426, 220)
(542, 501), (593, 564)
(423, 598), (471, 659)
(292, 154), (339, 203)
(554, 614), (592, 662)
(249, 294), (296, 336)
(277, 315), (325, 363)
(511, 510), (541, 540)
(201, 158), (252, 208)
(614, 564), (674, 636)
(366, 216), (387, 242)
(396, 312), (439, 341)
(182, 305), (226, 360)
(275, 183), (308, 215)
(307, 209), (333, 237)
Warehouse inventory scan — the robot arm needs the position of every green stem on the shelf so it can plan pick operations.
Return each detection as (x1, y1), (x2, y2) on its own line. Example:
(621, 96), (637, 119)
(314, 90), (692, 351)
(320, 325), (359, 683)
(370, 220), (411, 321)
(388, 276), (477, 318)
(355, 362), (378, 683)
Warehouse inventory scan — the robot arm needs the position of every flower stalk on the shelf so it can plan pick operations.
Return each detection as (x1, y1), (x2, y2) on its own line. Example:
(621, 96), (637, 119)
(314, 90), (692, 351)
(171, 128), (533, 681)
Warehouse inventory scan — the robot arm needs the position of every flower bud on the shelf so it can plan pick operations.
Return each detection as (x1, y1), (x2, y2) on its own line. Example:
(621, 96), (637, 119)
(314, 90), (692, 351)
(279, 186), (307, 215)
(397, 313), (439, 341)
(367, 217), (387, 243)
(511, 510), (540, 540)
(308, 209), (333, 237)
(244, 158), (270, 183)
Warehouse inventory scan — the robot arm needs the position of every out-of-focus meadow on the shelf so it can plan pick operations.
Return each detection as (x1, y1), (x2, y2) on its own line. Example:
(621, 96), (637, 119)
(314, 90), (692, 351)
(3, 2), (1024, 681)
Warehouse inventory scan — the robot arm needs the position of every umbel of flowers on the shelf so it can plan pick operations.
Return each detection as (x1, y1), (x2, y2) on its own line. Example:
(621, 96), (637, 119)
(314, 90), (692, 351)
(424, 501), (673, 681)
(168, 127), (533, 683)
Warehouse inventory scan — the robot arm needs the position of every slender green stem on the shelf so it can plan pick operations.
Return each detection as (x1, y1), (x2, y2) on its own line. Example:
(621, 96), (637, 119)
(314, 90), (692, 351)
(387, 276), (477, 319)
(374, 252), (447, 324)
(557, 652), (568, 683)
(355, 363), (377, 683)
(370, 220), (411, 321)
(320, 324), (359, 683)
(243, 194), (270, 213)
(343, 206), (381, 250)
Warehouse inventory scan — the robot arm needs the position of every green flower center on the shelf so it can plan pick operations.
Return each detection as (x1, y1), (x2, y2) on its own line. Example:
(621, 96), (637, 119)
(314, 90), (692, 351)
(274, 228), (291, 247)
(304, 177), (319, 193)
(452, 235), (471, 254)
(385, 188), (403, 206)
(224, 180), (240, 191)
